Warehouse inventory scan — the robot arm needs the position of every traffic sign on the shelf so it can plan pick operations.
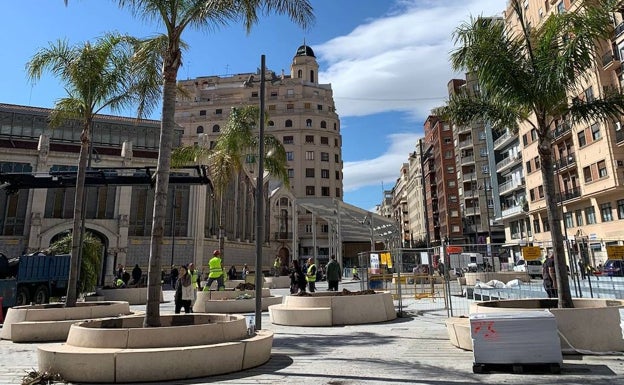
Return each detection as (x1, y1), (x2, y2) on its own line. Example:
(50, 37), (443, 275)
(606, 246), (624, 260)
(522, 246), (542, 261)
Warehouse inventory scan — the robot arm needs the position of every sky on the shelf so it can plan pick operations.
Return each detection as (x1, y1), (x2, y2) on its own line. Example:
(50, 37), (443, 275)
(1, 0), (505, 212)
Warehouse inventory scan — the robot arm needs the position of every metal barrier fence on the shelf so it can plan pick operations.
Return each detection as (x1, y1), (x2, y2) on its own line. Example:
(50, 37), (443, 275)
(355, 248), (624, 318)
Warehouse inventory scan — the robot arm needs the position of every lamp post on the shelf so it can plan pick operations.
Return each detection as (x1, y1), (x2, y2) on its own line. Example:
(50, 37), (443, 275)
(254, 55), (266, 330)
(170, 185), (177, 269)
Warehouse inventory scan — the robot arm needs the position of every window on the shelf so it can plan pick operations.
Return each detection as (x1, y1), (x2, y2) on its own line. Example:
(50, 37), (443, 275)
(480, 148), (488, 157)
(285, 119), (293, 127)
(305, 224), (312, 233)
(306, 168), (315, 177)
(321, 121), (327, 129)
(583, 166), (592, 183)
(212, 124), (220, 133)
(286, 151), (294, 161)
(534, 157), (540, 170)
(585, 206), (597, 224)
(481, 165), (489, 174)
(268, 105), (276, 110)
(618, 199), (624, 219)
(335, 187), (341, 198)
(287, 169), (294, 178)
(598, 160), (607, 178)
(449, 195), (458, 203)
(305, 151), (314, 160)
(304, 102), (310, 109)
(447, 166), (454, 174)
(577, 130), (587, 147)
(444, 150), (453, 159)
(287, 89), (294, 96)
(448, 180), (456, 187)
(335, 171), (340, 180)
(557, 1), (565, 13)
(564, 212), (573, 228)
(287, 103), (294, 110)
(215, 109), (222, 115)
(306, 186), (315, 196)
(584, 86), (594, 102)
(450, 209), (459, 217)
(321, 152), (329, 161)
(199, 110), (206, 116)
(334, 138), (339, 147)
(320, 224), (328, 233)
(321, 187), (330, 196)
(526, 161), (532, 173)
(522, 134), (528, 146)
(196, 126), (204, 134)
(320, 136), (329, 145)
(444, 137), (452, 144)
(305, 135), (314, 144)
(306, 119), (312, 127)
(601, 203), (613, 222)
(479, 131), (486, 140)
(533, 219), (541, 233)
(251, 91), (258, 98)
(283, 136), (294, 144)
(317, 104), (323, 110)
(530, 129), (538, 141)
(575, 209), (584, 226)
(334, 154), (340, 162)
(591, 123), (601, 140)
(270, 91), (278, 98)
(321, 169), (329, 179)
(268, 120), (274, 127)
(538, 185), (544, 199)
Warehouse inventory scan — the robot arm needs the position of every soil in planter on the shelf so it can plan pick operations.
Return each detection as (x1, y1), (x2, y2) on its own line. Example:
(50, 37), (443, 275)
(297, 289), (376, 297)
(235, 282), (256, 291)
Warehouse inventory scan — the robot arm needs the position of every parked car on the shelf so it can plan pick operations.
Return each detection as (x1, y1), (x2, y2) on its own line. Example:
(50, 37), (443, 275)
(603, 259), (624, 277)
(513, 259), (543, 279)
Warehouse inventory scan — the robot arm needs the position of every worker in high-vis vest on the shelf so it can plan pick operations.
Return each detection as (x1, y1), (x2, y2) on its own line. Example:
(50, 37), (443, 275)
(305, 257), (317, 293)
(204, 250), (225, 291)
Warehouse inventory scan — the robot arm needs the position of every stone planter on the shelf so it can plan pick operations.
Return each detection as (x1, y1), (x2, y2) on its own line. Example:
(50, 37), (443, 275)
(38, 313), (273, 383)
(269, 291), (396, 326)
(95, 287), (164, 305)
(446, 298), (624, 353)
(0, 301), (134, 342)
(193, 288), (283, 313)
(264, 276), (291, 289)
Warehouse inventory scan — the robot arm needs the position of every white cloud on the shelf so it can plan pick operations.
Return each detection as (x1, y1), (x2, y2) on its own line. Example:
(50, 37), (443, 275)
(317, 0), (504, 119)
(342, 132), (423, 192)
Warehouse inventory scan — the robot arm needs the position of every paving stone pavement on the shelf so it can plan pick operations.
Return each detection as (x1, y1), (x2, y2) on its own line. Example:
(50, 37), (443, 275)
(1, 280), (624, 385)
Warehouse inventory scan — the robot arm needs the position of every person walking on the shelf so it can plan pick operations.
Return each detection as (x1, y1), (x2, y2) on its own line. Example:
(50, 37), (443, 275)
(170, 265), (179, 289)
(204, 250), (225, 291)
(131, 264), (142, 286)
(174, 265), (193, 314)
(273, 256), (281, 277)
(326, 255), (341, 291)
(542, 252), (557, 299)
(305, 257), (317, 293)
(290, 260), (307, 295)
(227, 265), (238, 281)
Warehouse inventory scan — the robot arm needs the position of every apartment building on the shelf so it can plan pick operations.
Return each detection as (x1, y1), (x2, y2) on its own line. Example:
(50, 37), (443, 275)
(502, 0), (624, 264)
(423, 115), (463, 245)
(406, 140), (427, 245)
(174, 44), (344, 264)
(391, 163), (411, 247)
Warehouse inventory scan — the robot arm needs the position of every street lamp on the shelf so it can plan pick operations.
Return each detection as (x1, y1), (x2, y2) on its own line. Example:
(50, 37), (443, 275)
(254, 55), (267, 330)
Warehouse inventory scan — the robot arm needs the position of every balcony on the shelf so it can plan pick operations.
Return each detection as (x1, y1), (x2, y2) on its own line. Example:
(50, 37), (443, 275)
(461, 155), (474, 165)
(553, 122), (571, 140)
(616, 123), (624, 144)
(602, 51), (621, 70)
(458, 139), (472, 149)
(462, 172), (476, 182)
(501, 205), (523, 218)
(496, 154), (521, 172)
(493, 131), (514, 150)
(557, 187), (582, 202)
(498, 178), (524, 195)
(615, 21), (624, 39)
(554, 153), (576, 171)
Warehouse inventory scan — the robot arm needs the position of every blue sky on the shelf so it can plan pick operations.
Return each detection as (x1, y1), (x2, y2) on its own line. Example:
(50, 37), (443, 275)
(1, 0), (504, 211)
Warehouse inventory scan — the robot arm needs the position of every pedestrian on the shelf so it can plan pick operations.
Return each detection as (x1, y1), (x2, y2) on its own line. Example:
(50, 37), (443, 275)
(305, 257), (317, 293)
(174, 265), (193, 314)
(578, 260), (586, 279)
(204, 250), (225, 291)
(326, 255), (341, 291)
(542, 252), (558, 299)
(116, 264), (124, 280)
(170, 265), (179, 289)
(227, 265), (238, 281)
(352, 266), (360, 280)
(131, 264), (142, 286)
(273, 256), (281, 277)
(290, 260), (307, 295)
(242, 264), (250, 281)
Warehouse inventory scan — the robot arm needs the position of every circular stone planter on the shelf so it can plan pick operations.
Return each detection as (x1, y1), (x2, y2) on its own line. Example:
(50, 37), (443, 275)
(38, 313), (273, 383)
(193, 288), (283, 313)
(269, 291), (396, 326)
(0, 301), (134, 342)
(446, 298), (624, 353)
(95, 287), (164, 305)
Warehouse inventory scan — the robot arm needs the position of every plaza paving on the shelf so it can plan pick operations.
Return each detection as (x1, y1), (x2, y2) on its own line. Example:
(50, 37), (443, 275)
(1, 280), (623, 385)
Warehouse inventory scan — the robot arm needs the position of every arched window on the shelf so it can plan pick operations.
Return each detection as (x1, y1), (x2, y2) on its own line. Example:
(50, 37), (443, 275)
(306, 119), (312, 127)
(285, 119), (293, 128)
(268, 120), (275, 127)
(320, 121), (327, 129)
(212, 124), (220, 133)
(196, 125), (204, 134)
(297, 69), (302, 78)
(309, 70), (315, 83)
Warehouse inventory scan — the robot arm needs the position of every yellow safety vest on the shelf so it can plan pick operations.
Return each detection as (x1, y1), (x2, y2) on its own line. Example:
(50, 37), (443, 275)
(208, 257), (223, 278)
(306, 264), (317, 282)
(190, 270), (200, 289)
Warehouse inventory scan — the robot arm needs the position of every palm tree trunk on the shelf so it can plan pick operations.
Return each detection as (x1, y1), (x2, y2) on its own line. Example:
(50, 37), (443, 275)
(144, 64), (177, 327)
(218, 193), (225, 262)
(538, 139), (573, 308)
(66, 121), (91, 307)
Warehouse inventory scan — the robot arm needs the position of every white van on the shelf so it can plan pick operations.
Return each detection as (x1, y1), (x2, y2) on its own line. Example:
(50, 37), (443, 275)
(513, 259), (543, 279)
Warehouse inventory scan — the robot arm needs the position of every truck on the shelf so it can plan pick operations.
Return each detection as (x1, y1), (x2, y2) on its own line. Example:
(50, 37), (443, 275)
(0, 252), (70, 311)
(448, 252), (484, 273)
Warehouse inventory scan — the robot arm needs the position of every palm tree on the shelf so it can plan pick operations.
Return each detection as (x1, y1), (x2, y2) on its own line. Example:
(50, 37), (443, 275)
(27, 33), (159, 307)
(437, 0), (624, 308)
(173, 105), (290, 263)
(114, 0), (313, 327)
